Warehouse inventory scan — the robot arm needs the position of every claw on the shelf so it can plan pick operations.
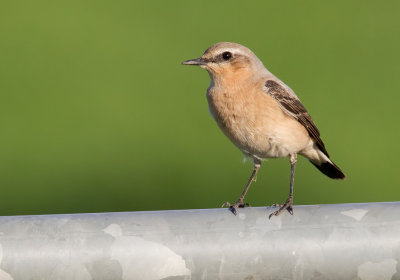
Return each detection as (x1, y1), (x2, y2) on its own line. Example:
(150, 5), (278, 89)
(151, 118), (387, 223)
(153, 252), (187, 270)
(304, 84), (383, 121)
(221, 202), (232, 208)
(271, 203), (282, 208)
(229, 206), (238, 216)
(268, 198), (293, 219)
(222, 201), (250, 216)
(287, 206), (293, 215)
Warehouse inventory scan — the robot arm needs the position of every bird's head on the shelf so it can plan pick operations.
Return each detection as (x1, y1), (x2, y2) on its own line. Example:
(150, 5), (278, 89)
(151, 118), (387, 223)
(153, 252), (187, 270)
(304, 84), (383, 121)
(182, 42), (266, 82)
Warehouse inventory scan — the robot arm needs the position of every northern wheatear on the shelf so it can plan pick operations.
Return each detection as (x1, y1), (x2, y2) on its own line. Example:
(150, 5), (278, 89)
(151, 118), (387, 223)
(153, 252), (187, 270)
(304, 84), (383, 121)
(182, 42), (345, 218)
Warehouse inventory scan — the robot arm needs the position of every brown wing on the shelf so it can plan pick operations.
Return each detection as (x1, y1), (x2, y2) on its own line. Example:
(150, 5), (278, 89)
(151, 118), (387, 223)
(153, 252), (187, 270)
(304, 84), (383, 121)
(264, 80), (329, 157)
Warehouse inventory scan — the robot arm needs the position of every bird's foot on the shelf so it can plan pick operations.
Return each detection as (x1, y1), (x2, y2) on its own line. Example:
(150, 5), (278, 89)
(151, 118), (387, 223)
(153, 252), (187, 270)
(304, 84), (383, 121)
(222, 200), (250, 215)
(268, 197), (293, 219)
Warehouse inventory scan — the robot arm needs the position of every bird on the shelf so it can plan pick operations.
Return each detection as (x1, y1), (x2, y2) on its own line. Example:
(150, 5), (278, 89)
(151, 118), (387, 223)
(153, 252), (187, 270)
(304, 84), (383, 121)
(182, 42), (345, 218)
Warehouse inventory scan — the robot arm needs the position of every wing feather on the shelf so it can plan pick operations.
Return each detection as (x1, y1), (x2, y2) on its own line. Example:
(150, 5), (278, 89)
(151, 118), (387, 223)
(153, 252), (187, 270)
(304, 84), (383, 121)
(264, 80), (329, 157)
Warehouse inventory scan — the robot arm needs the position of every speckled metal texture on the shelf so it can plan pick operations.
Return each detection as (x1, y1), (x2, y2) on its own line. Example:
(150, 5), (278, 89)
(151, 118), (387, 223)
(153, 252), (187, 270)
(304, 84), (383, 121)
(0, 202), (399, 280)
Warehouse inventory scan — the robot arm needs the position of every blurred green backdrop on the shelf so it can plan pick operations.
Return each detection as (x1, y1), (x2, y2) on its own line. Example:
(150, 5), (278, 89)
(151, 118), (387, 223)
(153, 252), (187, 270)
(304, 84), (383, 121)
(0, 1), (399, 215)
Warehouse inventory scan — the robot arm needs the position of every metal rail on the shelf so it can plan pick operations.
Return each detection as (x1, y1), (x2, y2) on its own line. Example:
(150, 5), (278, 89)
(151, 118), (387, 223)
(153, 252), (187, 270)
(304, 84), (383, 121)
(0, 202), (399, 280)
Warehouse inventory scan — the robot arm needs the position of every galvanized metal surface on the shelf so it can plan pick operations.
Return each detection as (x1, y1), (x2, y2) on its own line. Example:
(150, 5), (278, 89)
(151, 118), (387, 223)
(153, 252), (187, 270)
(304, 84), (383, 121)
(0, 202), (399, 280)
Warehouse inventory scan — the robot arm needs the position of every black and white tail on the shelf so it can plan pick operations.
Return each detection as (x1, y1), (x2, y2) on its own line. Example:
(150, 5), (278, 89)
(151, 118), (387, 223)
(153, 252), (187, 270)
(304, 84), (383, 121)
(310, 160), (346, 179)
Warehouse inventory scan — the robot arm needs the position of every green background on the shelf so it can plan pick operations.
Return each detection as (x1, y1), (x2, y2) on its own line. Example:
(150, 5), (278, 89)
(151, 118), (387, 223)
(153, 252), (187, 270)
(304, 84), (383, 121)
(0, 1), (399, 215)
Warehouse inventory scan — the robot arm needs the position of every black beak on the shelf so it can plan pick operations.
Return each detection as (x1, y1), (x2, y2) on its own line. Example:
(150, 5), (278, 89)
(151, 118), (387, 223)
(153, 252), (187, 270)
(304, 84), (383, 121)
(181, 57), (206, 66)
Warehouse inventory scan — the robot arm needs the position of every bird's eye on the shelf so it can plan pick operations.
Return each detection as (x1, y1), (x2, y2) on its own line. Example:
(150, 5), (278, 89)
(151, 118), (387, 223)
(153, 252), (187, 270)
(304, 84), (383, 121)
(222, 51), (232, 61)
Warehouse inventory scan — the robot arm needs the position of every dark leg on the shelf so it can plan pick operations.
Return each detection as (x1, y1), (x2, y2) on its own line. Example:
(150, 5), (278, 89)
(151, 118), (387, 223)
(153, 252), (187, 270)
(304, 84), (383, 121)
(222, 161), (261, 215)
(269, 153), (297, 219)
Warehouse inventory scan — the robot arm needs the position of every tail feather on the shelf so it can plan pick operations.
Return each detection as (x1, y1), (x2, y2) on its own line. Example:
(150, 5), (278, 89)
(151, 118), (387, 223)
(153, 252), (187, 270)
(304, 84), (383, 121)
(310, 160), (346, 180)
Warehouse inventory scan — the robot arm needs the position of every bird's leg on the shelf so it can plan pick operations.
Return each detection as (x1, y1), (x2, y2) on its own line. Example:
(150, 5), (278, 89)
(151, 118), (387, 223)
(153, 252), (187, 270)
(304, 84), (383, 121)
(269, 154), (297, 219)
(222, 161), (261, 215)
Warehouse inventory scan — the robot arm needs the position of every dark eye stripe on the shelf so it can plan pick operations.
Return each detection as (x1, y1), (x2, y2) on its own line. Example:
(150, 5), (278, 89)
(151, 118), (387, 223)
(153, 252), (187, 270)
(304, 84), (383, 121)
(202, 51), (237, 64)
